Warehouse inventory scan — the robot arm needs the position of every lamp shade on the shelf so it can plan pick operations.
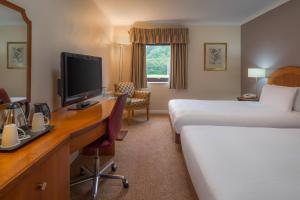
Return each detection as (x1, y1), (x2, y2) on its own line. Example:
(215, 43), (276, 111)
(248, 68), (266, 78)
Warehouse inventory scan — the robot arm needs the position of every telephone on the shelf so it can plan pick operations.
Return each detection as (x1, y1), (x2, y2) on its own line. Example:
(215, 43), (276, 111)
(242, 93), (257, 99)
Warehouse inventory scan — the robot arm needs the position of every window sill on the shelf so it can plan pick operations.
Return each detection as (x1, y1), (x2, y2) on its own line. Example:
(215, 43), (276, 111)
(148, 82), (169, 84)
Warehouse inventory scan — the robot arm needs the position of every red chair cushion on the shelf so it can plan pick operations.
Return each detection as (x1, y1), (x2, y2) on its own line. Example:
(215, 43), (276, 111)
(0, 88), (11, 104)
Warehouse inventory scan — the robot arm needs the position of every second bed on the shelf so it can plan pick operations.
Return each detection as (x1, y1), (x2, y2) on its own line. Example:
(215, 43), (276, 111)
(181, 126), (300, 200)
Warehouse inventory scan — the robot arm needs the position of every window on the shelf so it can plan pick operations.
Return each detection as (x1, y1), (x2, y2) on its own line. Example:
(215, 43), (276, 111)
(146, 45), (170, 83)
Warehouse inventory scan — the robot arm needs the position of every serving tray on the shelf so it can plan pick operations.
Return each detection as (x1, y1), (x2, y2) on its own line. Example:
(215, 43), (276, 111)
(0, 125), (54, 152)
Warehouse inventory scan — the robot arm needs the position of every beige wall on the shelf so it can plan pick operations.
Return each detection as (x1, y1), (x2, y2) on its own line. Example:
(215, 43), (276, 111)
(113, 25), (241, 111)
(7, 0), (241, 111)
(0, 25), (27, 97)
(11, 0), (113, 110)
(110, 26), (132, 86)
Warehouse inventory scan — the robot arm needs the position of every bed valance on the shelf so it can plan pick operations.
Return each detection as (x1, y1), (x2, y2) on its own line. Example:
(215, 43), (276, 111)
(129, 27), (189, 44)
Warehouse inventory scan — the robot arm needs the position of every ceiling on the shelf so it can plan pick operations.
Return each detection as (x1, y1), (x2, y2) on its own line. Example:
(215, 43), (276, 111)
(94, 0), (289, 26)
(0, 5), (25, 26)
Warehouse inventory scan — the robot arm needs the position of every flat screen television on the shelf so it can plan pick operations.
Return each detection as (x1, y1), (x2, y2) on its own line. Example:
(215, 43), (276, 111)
(60, 52), (102, 108)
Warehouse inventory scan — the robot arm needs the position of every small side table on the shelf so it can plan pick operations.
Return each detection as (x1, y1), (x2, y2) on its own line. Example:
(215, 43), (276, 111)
(237, 97), (259, 101)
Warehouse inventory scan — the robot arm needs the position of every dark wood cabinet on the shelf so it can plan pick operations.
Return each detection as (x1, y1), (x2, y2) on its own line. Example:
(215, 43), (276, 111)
(0, 99), (114, 200)
(1, 144), (70, 200)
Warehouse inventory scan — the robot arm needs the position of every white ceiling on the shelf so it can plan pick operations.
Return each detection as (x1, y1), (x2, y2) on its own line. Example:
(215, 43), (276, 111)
(0, 5), (25, 26)
(94, 0), (290, 26)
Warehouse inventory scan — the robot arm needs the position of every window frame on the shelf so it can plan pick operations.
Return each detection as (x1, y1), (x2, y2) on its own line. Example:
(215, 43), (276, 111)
(146, 44), (170, 83)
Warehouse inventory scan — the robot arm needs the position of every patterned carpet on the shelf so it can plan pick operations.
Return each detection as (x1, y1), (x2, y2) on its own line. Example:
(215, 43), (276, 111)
(71, 114), (198, 200)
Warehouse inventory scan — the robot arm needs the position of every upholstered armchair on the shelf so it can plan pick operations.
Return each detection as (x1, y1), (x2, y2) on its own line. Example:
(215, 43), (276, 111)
(114, 82), (151, 124)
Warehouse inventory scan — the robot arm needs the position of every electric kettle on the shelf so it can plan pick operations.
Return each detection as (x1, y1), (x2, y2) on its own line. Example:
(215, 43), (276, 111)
(0, 102), (29, 131)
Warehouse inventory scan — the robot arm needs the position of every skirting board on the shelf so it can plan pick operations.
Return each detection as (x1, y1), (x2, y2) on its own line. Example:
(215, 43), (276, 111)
(150, 110), (168, 114)
(131, 109), (168, 115)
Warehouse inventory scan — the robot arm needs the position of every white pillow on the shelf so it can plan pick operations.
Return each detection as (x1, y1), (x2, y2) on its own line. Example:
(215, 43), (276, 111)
(293, 89), (300, 112)
(260, 84), (298, 112)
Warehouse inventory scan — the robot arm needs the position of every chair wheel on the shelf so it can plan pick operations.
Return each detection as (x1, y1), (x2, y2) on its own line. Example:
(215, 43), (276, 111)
(79, 168), (85, 176)
(122, 179), (129, 188)
(111, 163), (118, 172)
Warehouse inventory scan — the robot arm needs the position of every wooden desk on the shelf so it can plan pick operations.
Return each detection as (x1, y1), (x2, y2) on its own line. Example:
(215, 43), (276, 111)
(0, 99), (115, 200)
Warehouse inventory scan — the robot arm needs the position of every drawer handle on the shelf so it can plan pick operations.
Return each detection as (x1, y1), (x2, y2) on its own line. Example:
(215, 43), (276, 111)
(38, 182), (47, 191)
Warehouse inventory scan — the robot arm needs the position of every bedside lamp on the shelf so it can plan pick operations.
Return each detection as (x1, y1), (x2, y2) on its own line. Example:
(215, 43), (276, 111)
(248, 68), (266, 96)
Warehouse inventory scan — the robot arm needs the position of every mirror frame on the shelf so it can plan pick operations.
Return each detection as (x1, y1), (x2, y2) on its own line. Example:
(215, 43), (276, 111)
(0, 0), (32, 102)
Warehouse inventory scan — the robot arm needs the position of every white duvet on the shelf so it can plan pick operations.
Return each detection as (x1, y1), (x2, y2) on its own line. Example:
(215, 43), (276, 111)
(169, 99), (300, 133)
(181, 126), (300, 200)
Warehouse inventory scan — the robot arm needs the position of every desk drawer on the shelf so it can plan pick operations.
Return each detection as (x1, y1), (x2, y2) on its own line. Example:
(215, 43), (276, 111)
(1, 144), (70, 200)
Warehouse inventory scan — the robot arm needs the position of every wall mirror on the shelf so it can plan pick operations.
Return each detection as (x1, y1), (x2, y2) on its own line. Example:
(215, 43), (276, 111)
(0, 0), (31, 103)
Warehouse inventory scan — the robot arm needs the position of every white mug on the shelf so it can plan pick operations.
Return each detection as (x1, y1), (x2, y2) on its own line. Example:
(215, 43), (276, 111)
(31, 112), (49, 132)
(1, 124), (26, 148)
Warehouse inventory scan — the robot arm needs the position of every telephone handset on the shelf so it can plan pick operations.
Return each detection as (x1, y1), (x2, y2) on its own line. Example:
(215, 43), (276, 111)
(242, 93), (257, 99)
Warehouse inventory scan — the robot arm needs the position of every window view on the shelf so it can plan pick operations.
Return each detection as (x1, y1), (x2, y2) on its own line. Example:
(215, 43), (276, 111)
(146, 45), (170, 82)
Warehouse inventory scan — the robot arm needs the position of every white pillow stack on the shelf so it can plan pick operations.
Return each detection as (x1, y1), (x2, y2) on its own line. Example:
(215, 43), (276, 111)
(293, 89), (300, 112)
(260, 84), (298, 112)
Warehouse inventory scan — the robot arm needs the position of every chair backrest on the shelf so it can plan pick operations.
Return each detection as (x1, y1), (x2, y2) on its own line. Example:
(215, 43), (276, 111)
(107, 94), (128, 142)
(115, 82), (135, 97)
(0, 88), (11, 104)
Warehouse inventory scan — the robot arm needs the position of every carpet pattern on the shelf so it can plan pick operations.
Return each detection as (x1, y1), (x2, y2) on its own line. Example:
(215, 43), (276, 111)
(71, 114), (198, 200)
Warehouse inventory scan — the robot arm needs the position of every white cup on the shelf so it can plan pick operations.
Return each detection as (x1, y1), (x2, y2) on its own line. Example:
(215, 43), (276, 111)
(31, 112), (49, 133)
(1, 124), (26, 148)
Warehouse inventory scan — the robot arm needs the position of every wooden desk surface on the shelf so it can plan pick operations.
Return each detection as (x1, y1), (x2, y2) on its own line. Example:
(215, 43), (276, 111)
(0, 99), (115, 193)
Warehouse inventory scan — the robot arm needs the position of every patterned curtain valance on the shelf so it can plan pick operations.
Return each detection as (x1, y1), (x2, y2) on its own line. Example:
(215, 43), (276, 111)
(129, 27), (189, 44)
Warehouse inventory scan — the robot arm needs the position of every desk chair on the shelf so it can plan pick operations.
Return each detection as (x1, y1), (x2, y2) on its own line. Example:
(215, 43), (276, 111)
(71, 94), (129, 199)
(0, 88), (11, 104)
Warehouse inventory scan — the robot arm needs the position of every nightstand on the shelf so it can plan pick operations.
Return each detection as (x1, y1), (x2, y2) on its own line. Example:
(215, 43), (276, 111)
(237, 97), (259, 101)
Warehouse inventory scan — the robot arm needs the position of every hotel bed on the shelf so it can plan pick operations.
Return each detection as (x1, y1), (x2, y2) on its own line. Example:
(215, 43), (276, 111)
(169, 66), (300, 143)
(169, 99), (300, 132)
(181, 126), (300, 200)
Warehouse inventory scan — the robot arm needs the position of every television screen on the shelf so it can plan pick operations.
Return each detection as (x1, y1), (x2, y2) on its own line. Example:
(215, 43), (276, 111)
(67, 57), (101, 97)
(61, 52), (102, 106)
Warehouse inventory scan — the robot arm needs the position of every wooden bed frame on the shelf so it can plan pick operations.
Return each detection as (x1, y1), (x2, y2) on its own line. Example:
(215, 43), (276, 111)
(268, 66), (300, 86)
(170, 66), (300, 144)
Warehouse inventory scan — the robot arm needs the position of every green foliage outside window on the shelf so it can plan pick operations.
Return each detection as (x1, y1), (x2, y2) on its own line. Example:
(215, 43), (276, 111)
(146, 45), (170, 78)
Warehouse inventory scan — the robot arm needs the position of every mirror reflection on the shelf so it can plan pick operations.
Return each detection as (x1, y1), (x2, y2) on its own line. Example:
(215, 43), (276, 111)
(0, 5), (27, 103)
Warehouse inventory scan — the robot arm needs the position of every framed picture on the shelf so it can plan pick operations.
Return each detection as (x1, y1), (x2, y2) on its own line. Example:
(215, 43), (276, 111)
(204, 43), (227, 71)
(7, 42), (27, 69)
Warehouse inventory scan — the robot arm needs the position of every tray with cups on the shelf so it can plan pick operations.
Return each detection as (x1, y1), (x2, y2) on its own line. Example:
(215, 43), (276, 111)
(0, 112), (53, 152)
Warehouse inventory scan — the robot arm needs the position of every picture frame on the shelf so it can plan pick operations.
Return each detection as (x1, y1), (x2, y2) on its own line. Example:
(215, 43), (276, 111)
(7, 42), (27, 69)
(204, 43), (227, 71)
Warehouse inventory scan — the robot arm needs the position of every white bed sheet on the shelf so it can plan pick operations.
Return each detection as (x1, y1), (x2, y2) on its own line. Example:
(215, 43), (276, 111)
(181, 126), (300, 200)
(169, 99), (300, 133)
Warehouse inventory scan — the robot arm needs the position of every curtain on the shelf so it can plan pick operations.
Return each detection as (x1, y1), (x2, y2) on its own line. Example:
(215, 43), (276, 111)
(129, 28), (189, 44)
(130, 27), (189, 89)
(131, 44), (147, 89)
(170, 44), (187, 89)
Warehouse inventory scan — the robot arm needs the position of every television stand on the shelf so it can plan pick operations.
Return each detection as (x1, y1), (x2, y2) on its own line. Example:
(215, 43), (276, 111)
(68, 100), (98, 110)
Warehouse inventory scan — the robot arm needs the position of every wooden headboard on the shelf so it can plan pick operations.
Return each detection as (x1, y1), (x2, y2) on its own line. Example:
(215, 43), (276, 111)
(268, 66), (300, 87)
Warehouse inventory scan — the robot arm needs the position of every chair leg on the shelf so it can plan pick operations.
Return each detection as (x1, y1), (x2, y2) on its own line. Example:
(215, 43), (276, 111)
(91, 149), (100, 200)
(100, 171), (129, 188)
(99, 161), (116, 174)
(97, 160), (129, 189)
(70, 175), (95, 187)
(146, 106), (149, 120)
(70, 152), (129, 199)
(127, 110), (131, 125)
(80, 165), (93, 176)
